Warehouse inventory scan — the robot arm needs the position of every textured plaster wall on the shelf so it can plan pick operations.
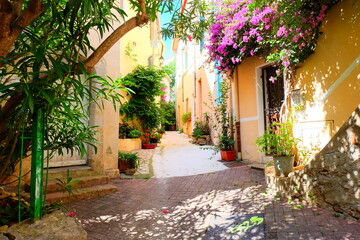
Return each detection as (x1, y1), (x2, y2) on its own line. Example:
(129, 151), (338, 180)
(294, 0), (360, 131)
(87, 0), (122, 177)
(267, 105), (360, 219)
(234, 57), (265, 163)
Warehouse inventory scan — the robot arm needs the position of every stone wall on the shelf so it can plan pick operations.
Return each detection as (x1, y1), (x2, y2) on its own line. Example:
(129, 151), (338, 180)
(266, 105), (360, 219)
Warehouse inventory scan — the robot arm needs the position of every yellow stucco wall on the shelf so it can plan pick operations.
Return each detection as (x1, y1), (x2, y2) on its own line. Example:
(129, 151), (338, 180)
(195, 67), (212, 122)
(176, 70), (194, 136)
(294, 0), (360, 131)
(235, 57), (265, 163)
(233, 0), (359, 163)
(119, 5), (162, 76)
(176, 66), (215, 137)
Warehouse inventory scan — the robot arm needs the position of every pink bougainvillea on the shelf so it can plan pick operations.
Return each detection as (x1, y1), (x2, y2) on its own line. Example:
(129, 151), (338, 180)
(205, 0), (339, 78)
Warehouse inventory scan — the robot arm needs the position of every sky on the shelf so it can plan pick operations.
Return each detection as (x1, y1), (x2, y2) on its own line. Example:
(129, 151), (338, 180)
(161, 0), (181, 60)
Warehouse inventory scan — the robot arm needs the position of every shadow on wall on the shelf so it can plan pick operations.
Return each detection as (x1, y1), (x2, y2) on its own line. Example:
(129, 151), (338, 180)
(294, 0), (360, 130)
(267, 105), (360, 219)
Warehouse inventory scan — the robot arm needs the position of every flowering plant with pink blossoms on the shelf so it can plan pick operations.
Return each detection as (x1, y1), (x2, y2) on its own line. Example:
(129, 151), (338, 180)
(205, 0), (340, 77)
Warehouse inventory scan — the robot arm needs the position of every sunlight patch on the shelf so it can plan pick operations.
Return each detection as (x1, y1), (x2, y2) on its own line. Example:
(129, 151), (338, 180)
(204, 214), (265, 240)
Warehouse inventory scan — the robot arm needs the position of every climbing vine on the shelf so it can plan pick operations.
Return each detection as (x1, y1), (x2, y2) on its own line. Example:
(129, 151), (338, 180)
(205, 0), (340, 77)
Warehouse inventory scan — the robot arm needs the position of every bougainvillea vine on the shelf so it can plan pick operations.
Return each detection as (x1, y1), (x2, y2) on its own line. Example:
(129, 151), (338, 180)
(205, 0), (340, 77)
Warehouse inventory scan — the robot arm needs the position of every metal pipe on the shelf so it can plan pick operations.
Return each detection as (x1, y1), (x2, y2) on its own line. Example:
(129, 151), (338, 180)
(30, 107), (45, 221)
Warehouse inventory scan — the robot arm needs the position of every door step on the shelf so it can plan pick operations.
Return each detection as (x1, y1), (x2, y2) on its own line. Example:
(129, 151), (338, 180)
(44, 166), (94, 181)
(45, 184), (117, 204)
(44, 174), (113, 194)
(24, 166), (117, 204)
(249, 164), (265, 171)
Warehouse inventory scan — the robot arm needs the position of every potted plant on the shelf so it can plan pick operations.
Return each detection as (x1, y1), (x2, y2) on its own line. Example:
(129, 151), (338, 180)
(204, 80), (236, 161)
(160, 101), (176, 131)
(158, 127), (165, 136)
(218, 134), (236, 161)
(255, 122), (300, 177)
(120, 65), (166, 148)
(150, 132), (162, 143)
(181, 112), (191, 123)
(118, 151), (141, 175)
(192, 120), (211, 145)
(141, 132), (157, 149)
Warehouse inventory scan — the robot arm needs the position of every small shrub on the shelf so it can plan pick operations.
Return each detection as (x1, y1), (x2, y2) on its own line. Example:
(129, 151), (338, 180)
(119, 123), (132, 138)
(118, 151), (141, 169)
(128, 129), (142, 138)
(158, 127), (165, 134)
(192, 127), (203, 138)
(55, 170), (79, 196)
(192, 120), (211, 138)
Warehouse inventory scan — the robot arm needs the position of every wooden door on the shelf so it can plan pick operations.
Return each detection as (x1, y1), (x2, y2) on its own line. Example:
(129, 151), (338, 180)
(261, 66), (284, 128)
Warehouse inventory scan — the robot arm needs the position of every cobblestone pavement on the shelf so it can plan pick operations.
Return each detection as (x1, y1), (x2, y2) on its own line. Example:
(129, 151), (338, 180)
(67, 162), (360, 239)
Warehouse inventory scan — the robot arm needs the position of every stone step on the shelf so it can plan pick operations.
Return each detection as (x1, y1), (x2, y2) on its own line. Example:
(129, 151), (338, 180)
(43, 166), (95, 181)
(43, 174), (111, 194)
(23, 184), (118, 204)
(23, 166), (117, 204)
(249, 163), (265, 171)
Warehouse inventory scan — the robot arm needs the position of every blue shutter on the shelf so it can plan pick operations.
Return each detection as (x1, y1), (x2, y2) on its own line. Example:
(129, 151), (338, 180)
(215, 61), (222, 104)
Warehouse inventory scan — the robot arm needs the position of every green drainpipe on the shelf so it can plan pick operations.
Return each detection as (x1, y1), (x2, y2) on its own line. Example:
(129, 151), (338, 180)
(30, 108), (45, 221)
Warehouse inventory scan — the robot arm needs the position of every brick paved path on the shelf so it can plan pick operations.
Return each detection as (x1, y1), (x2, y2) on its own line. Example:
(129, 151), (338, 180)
(68, 163), (360, 239)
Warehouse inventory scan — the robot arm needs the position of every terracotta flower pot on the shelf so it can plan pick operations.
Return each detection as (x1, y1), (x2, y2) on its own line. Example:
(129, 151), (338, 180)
(170, 126), (176, 131)
(220, 150), (236, 161)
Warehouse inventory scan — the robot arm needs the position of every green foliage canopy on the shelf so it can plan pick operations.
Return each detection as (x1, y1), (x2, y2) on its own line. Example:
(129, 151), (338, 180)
(120, 66), (166, 133)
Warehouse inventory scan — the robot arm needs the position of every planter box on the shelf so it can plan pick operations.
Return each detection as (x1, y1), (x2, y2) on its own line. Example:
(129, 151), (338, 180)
(220, 150), (236, 161)
(142, 143), (157, 149)
(118, 138), (142, 152)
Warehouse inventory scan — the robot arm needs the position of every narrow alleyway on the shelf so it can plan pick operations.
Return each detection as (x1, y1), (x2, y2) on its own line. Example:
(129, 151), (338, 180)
(68, 132), (360, 240)
(152, 131), (228, 178)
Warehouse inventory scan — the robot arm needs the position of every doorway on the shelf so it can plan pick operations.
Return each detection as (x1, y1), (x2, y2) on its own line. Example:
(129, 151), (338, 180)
(261, 66), (284, 129)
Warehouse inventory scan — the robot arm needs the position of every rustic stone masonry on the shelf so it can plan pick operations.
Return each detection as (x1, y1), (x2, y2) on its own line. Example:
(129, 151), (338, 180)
(266, 105), (360, 220)
(191, 135), (211, 145)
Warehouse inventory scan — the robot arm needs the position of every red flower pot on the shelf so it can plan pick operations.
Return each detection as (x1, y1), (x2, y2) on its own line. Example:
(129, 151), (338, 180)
(170, 126), (176, 131)
(142, 143), (157, 149)
(220, 150), (236, 161)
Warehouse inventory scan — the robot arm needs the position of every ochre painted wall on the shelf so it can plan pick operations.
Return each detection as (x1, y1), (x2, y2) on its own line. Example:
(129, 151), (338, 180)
(233, 0), (360, 163)
(176, 70), (194, 136)
(195, 67), (212, 122)
(294, 0), (360, 131)
(176, 65), (215, 137)
(235, 57), (265, 163)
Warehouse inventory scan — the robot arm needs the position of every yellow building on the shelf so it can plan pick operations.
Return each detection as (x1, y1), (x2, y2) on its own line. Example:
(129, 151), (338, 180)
(232, 0), (360, 163)
(173, 39), (214, 137)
